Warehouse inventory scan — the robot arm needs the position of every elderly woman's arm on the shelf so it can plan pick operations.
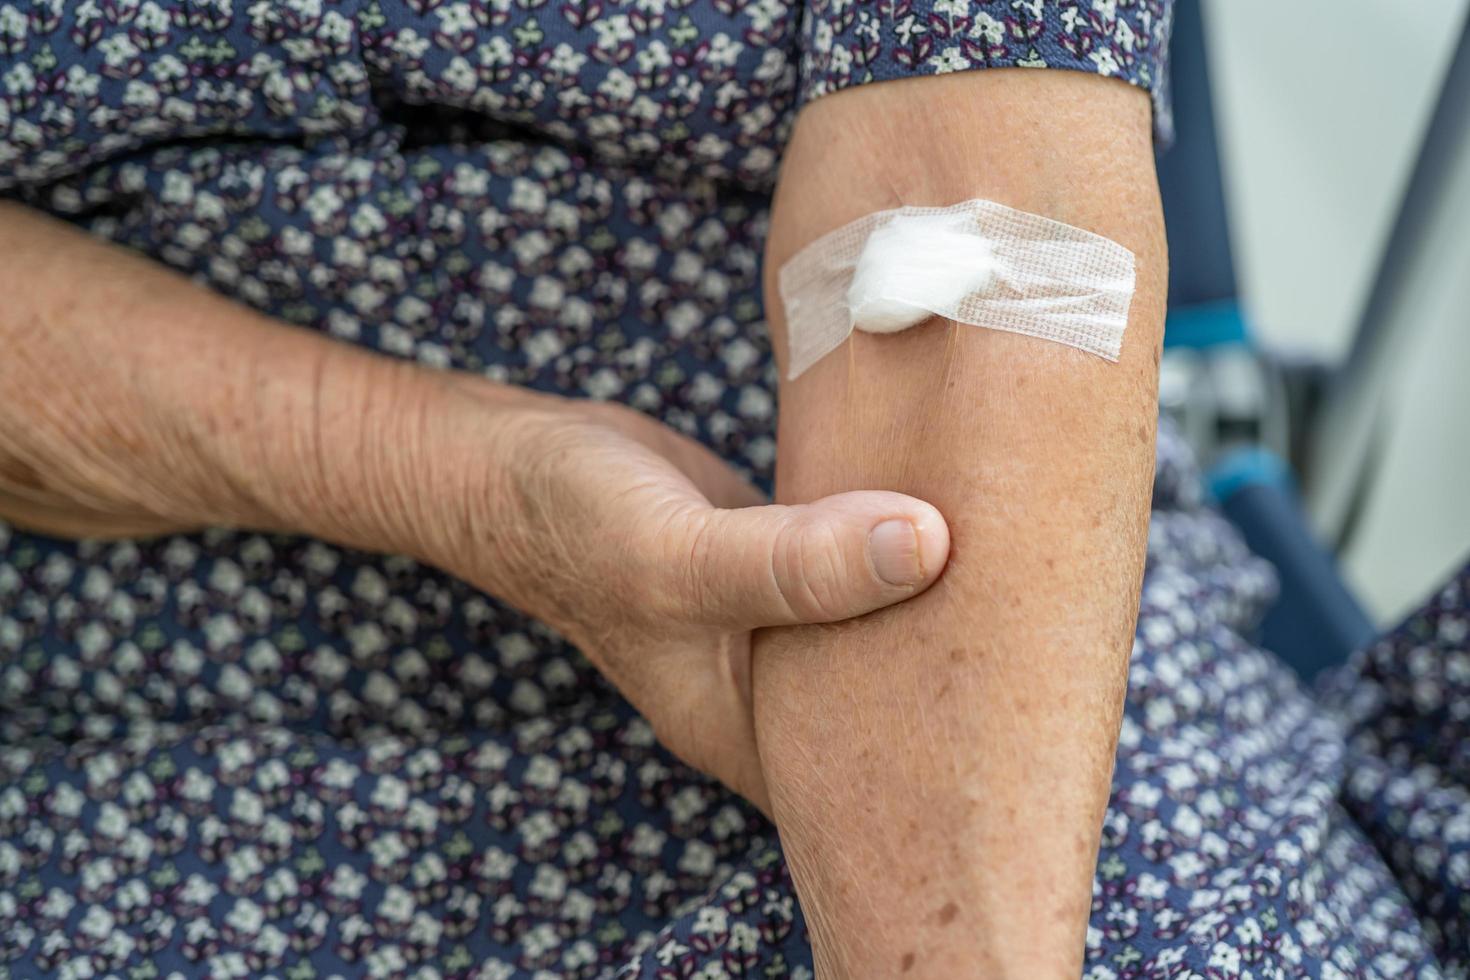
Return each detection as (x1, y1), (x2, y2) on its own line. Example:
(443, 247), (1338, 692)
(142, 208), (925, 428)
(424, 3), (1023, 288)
(0, 200), (951, 810)
(753, 70), (1166, 975)
(0, 201), (497, 548)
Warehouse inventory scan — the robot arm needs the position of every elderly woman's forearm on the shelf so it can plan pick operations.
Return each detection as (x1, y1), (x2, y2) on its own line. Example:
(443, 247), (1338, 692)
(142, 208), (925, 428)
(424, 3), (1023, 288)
(0, 202), (521, 558)
(752, 71), (1166, 976)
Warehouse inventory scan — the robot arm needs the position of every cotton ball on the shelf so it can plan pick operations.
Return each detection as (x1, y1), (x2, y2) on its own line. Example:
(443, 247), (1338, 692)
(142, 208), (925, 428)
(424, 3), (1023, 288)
(846, 214), (996, 335)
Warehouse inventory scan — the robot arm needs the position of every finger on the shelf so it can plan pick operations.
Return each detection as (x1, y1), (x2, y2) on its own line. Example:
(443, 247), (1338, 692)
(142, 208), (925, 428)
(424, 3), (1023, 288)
(663, 491), (951, 628)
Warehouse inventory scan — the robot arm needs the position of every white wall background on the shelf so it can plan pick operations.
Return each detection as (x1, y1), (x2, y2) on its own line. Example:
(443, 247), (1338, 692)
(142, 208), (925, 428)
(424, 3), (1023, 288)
(1343, 250), (1470, 624)
(1202, 0), (1470, 623)
(1203, 0), (1467, 362)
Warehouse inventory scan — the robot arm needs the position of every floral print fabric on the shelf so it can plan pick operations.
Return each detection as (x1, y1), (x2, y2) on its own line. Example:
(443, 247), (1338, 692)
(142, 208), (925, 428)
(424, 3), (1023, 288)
(0, 0), (1174, 197)
(0, 1), (1464, 977)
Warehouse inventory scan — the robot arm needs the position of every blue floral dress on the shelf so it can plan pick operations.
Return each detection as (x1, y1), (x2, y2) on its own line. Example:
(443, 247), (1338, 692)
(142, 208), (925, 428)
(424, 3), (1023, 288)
(1, 2), (1465, 977)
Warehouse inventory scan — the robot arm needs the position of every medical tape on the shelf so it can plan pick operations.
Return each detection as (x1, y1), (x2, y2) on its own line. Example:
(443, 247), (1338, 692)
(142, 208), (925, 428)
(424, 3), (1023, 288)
(778, 198), (1137, 380)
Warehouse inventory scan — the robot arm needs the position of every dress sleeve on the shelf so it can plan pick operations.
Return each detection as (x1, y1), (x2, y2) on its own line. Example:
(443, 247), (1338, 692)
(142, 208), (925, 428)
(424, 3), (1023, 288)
(794, 0), (1175, 143)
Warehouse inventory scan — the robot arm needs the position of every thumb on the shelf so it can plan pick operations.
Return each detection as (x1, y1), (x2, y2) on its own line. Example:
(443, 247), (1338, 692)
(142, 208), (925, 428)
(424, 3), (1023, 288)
(666, 491), (951, 628)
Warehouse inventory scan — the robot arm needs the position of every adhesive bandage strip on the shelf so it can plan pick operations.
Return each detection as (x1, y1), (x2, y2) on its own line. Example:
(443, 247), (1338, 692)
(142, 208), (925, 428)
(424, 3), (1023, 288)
(778, 199), (1137, 380)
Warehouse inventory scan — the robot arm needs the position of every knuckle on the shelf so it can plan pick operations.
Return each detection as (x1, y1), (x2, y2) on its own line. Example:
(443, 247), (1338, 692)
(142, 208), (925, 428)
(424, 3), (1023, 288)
(683, 512), (717, 621)
(647, 503), (712, 624)
(773, 518), (850, 622)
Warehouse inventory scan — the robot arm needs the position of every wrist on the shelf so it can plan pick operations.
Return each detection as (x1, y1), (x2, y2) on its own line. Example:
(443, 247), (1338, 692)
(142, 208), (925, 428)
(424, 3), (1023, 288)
(180, 334), (473, 565)
(423, 383), (602, 622)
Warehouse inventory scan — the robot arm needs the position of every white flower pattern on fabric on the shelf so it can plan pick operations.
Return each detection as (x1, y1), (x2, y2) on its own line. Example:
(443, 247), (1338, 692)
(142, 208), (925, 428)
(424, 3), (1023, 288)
(2, 1), (1463, 978)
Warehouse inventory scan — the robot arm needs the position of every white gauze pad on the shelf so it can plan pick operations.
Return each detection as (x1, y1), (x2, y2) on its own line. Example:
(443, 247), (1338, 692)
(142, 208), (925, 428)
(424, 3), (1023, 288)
(778, 199), (1137, 380)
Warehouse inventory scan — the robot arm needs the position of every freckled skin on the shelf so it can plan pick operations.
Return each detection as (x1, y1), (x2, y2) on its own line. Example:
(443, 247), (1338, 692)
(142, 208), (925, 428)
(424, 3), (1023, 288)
(755, 68), (1165, 978)
(0, 200), (957, 829)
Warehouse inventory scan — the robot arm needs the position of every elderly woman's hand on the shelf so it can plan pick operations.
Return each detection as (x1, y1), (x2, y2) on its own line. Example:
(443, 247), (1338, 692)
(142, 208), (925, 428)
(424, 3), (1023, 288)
(413, 381), (950, 813)
(0, 201), (950, 814)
